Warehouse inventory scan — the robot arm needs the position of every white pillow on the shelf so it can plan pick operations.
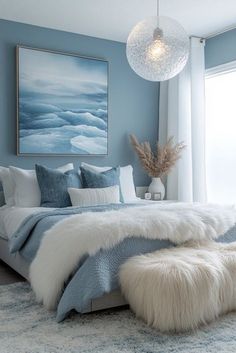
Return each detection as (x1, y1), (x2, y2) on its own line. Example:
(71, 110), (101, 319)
(80, 162), (111, 173)
(119, 165), (138, 203)
(9, 163), (74, 207)
(68, 185), (120, 207)
(0, 167), (15, 206)
(80, 162), (137, 203)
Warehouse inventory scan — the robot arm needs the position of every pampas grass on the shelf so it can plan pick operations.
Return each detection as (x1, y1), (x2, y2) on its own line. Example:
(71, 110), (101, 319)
(130, 134), (185, 178)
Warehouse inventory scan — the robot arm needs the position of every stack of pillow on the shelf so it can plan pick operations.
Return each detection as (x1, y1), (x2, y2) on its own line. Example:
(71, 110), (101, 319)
(0, 162), (138, 208)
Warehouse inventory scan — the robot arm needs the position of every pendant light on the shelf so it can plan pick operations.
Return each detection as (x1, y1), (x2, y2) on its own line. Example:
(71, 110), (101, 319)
(126, 0), (189, 81)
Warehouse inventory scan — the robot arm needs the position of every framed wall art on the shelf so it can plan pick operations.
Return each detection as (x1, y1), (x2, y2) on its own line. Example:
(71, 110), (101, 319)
(16, 45), (108, 155)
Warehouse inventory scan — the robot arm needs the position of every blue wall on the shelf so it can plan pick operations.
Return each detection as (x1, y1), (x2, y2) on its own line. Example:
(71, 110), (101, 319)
(205, 28), (236, 69)
(0, 19), (159, 185)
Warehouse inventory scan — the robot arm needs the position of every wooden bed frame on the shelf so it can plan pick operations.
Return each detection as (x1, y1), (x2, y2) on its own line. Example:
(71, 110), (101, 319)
(0, 237), (127, 313)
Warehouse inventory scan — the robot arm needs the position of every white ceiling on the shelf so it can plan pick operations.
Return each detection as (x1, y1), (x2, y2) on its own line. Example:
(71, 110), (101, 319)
(0, 0), (235, 42)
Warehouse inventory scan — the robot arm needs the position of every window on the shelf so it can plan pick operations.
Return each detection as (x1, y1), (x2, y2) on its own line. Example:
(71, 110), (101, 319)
(205, 62), (236, 204)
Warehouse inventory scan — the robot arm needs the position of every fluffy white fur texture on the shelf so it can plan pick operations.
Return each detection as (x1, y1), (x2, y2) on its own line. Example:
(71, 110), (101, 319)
(119, 240), (236, 332)
(30, 203), (236, 309)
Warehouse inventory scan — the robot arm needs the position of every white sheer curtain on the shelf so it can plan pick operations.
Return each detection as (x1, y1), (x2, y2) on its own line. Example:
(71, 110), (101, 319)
(159, 37), (206, 202)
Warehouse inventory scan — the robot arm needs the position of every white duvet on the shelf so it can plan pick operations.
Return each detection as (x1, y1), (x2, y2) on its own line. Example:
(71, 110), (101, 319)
(0, 206), (54, 239)
(0, 200), (153, 239)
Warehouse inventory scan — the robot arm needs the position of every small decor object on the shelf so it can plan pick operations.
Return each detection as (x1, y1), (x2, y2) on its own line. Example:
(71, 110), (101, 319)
(17, 46), (108, 155)
(126, 0), (189, 81)
(153, 192), (162, 201)
(144, 192), (152, 200)
(130, 135), (185, 200)
(135, 186), (148, 199)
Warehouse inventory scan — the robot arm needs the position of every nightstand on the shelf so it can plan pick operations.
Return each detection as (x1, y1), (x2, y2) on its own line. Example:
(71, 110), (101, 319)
(137, 199), (177, 204)
(135, 187), (176, 203)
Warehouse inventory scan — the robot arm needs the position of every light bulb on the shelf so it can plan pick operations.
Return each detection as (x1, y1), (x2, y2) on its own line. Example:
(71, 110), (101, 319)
(147, 38), (166, 61)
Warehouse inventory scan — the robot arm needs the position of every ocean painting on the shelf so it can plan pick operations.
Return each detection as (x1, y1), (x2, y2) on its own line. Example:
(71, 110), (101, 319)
(17, 46), (108, 155)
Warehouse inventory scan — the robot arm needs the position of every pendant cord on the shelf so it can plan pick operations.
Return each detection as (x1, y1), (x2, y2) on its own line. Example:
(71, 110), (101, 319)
(156, 0), (160, 27)
(157, 0), (160, 17)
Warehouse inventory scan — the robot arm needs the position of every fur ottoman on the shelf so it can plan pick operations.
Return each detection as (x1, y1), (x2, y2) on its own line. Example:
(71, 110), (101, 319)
(119, 241), (236, 332)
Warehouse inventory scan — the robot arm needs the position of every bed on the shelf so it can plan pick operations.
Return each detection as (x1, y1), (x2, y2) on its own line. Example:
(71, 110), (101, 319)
(0, 201), (176, 319)
(0, 235), (127, 312)
(1, 200), (236, 322)
(0, 204), (130, 314)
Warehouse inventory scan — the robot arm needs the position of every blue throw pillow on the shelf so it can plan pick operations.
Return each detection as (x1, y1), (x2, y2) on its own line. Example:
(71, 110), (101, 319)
(80, 167), (120, 189)
(35, 164), (81, 208)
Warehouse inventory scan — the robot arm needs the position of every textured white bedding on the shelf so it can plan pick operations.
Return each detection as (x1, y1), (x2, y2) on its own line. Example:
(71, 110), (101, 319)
(0, 206), (54, 239)
(0, 200), (165, 240)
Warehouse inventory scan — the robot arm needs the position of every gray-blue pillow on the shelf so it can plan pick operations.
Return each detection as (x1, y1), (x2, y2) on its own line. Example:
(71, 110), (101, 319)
(80, 167), (120, 189)
(35, 164), (81, 208)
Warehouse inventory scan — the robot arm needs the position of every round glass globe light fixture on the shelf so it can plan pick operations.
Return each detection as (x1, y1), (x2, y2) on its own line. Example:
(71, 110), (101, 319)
(126, 1), (189, 81)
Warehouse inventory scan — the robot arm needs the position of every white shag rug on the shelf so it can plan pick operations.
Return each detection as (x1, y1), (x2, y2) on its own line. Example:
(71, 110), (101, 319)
(120, 240), (236, 332)
(1, 282), (236, 353)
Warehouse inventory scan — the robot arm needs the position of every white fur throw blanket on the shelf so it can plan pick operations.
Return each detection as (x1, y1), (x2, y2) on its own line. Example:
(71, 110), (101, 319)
(30, 203), (236, 309)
